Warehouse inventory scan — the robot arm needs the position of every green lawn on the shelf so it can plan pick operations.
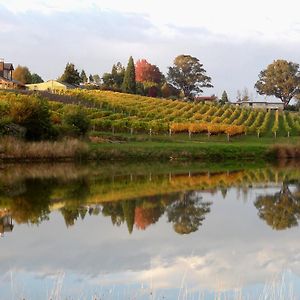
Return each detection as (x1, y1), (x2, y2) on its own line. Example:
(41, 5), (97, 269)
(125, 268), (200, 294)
(88, 131), (300, 161)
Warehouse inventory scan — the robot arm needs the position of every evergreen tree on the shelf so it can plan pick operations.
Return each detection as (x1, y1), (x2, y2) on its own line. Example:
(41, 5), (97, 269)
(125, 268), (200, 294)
(89, 74), (94, 83)
(122, 56), (136, 94)
(220, 90), (229, 104)
(59, 63), (81, 85)
(31, 73), (44, 84)
(80, 70), (88, 84)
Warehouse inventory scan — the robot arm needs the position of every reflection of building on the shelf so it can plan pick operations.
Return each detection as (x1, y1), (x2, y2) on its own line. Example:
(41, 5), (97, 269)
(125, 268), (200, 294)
(0, 58), (26, 89)
(0, 215), (14, 237)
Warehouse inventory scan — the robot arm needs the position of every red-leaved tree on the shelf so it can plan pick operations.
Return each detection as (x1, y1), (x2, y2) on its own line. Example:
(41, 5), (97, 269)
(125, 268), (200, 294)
(135, 59), (162, 84)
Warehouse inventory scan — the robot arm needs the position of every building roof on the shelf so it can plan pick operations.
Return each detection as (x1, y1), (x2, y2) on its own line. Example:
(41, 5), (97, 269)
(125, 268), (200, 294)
(195, 95), (217, 101)
(4, 63), (14, 71)
(243, 100), (283, 104)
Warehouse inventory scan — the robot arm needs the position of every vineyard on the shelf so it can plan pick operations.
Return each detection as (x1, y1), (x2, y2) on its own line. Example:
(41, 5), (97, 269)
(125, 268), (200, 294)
(1, 90), (300, 139)
(58, 90), (300, 138)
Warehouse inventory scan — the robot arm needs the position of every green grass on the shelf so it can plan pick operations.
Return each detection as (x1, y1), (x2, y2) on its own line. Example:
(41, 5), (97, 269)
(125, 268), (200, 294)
(88, 131), (300, 161)
(89, 140), (269, 161)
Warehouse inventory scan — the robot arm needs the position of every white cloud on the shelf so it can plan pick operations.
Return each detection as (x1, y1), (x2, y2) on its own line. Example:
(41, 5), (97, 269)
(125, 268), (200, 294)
(3, 0), (300, 41)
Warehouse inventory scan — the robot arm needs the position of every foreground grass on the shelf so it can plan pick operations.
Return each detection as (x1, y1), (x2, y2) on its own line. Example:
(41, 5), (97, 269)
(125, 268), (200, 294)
(0, 137), (88, 162)
(89, 140), (269, 161)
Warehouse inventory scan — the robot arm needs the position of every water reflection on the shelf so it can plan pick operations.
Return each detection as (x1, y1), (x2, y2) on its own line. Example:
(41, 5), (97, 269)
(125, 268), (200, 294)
(1, 161), (300, 299)
(255, 182), (300, 230)
(0, 161), (300, 236)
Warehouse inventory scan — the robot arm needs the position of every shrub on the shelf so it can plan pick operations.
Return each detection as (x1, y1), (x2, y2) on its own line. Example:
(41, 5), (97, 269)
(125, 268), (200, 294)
(9, 96), (54, 141)
(63, 107), (90, 136)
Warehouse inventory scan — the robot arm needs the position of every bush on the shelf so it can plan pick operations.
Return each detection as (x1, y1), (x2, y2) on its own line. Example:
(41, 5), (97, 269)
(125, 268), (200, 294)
(9, 96), (54, 141)
(63, 107), (90, 136)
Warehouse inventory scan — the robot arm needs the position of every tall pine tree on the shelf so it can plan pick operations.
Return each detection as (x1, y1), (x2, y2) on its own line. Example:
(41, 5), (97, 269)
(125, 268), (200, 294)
(122, 56), (136, 94)
(80, 70), (88, 84)
(220, 90), (229, 104)
(60, 63), (81, 85)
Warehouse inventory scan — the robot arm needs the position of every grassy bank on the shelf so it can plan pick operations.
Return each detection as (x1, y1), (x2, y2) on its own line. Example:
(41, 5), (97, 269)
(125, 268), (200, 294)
(0, 136), (299, 162)
(89, 140), (269, 161)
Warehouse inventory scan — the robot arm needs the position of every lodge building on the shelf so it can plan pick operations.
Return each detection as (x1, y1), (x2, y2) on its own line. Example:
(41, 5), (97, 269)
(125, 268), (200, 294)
(0, 58), (25, 89)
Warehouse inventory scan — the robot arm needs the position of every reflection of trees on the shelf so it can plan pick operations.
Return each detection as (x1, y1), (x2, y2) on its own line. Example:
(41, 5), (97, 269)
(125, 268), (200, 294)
(255, 183), (300, 230)
(167, 191), (212, 234)
(9, 179), (53, 224)
(59, 178), (91, 227)
(61, 206), (87, 227)
(102, 202), (124, 226)
(135, 204), (164, 230)
(122, 201), (136, 234)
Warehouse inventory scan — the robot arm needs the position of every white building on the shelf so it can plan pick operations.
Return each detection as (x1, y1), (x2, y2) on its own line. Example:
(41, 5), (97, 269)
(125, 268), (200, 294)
(236, 99), (284, 110)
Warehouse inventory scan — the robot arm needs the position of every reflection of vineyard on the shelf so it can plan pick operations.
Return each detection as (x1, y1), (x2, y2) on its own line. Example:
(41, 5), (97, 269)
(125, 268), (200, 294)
(0, 162), (299, 234)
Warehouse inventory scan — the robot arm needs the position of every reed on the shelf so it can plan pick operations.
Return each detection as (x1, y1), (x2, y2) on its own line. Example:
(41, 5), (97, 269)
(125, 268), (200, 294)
(0, 137), (89, 162)
(271, 144), (300, 159)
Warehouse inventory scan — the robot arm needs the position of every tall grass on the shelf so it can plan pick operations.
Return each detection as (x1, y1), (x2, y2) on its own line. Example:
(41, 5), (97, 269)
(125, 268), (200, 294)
(0, 137), (88, 161)
(271, 144), (300, 159)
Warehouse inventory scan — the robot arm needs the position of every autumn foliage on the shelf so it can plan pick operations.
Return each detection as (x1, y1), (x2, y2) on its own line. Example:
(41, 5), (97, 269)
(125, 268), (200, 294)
(135, 59), (162, 84)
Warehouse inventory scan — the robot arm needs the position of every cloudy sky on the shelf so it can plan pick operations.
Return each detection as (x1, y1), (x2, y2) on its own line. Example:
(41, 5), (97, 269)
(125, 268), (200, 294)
(1, 0), (300, 99)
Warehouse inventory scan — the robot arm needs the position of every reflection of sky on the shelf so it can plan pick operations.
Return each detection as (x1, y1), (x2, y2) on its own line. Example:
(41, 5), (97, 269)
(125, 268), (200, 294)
(1, 187), (300, 299)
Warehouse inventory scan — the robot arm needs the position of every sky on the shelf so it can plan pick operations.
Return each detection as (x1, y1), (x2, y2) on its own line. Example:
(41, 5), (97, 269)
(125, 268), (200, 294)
(1, 0), (300, 99)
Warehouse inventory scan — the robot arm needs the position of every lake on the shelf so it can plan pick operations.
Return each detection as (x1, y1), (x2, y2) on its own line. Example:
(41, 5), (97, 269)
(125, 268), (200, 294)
(0, 161), (300, 300)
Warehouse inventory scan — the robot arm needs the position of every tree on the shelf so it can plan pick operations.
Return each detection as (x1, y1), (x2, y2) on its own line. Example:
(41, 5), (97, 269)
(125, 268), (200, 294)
(89, 74), (94, 83)
(135, 59), (162, 84)
(59, 63), (81, 85)
(219, 90), (229, 104)
(255, 59), (300, 108)
(12, 65), (32, 84)
(122, 56), (136, 94)
(31, 73), (44, 84)
(167, 54), (213, 99)
(111, 62), (125, 89)
(92, 74), (101, 85)
(80, 70), (88, 84)
(161, 82), (180, 98)
(63, 107), (90, 136)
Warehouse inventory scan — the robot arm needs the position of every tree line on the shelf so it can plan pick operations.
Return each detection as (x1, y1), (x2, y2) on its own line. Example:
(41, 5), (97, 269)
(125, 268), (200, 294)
(12, 56), (300, 108)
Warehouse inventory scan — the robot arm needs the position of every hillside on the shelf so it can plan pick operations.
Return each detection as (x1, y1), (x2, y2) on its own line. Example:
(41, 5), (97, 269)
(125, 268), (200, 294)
(1, 89), (300, 141)
(52, 90), (300, 138)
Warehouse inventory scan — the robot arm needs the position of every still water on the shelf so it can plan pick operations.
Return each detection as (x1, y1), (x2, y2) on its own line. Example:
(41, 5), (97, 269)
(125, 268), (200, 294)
(0, 161), (300, 300)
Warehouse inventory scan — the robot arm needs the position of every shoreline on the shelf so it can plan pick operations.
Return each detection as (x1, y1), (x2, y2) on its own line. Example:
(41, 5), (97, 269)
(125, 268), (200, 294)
(0, 139), (299, 163)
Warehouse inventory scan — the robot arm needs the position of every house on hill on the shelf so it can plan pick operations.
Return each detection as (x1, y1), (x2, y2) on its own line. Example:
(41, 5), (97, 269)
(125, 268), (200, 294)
(236, 99), (284, 111)
(26, 80), (77, 93)
(0, 58), (25, 89)
(194, 95), (217, 103)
